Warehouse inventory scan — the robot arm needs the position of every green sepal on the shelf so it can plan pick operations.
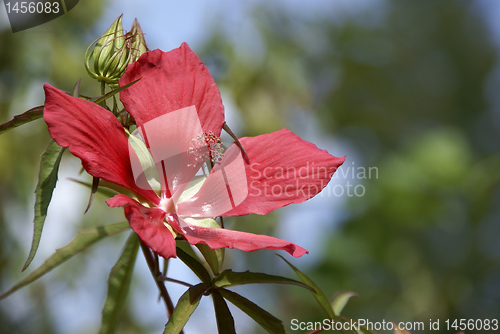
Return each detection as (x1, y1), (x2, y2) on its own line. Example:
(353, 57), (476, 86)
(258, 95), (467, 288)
(95, 15), (125, 76)
(0, 105), (43, 135)
(330, 290), (358, 316)
(218, 288), (286, 334)
(278, 255), (335, 319)
(184, 217), (224, 276)
(163, 283), (208, 334)
(0, 222), (130, 300)
(212, 290), (236, 334)
(99, 232), (140, 334)
(129, 18), (148, 57)
(196, 244), (225, 276)
(175, 246), (212, 284)
(213, 269), (313, 291)
(177, 176), (206, 203)
(22, 140), (65, 271)
(127, 131), (160, 191)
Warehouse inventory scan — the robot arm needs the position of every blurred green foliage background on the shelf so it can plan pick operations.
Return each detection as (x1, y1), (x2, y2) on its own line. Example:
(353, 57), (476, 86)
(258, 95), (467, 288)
(1, 0), (500, 333)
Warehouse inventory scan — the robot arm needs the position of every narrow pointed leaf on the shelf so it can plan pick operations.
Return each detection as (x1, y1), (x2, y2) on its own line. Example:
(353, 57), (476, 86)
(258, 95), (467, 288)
(22, 140), (65, 271)
(218, 288), (286, 334)
(175, 246), (212, 284)
(278, 255), (335, 319)
(72, 78), (81, 97)
(163, 283), (207, 334)
(212, 290), (236, 334)
(63, 90), (93, 100)
(84, 176), (100, 213)
(0, 79), (89, 136)
(213, 269), (313, 291)
(99, 232), (140, 334)
(68, 178), (136, 200)
(92, 78), (141, 105)
(1, 222), (130, 300)
(0, 105), (44, 135)
(331, 291), (358, 316)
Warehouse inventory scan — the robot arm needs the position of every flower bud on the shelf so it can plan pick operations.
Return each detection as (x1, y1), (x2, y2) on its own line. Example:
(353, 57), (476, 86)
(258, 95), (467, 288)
(129, 18), (148, 61)
(85, 15), (148, 88)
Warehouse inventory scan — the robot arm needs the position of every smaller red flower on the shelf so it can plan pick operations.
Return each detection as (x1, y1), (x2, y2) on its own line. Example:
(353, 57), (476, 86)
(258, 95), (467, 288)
(43, 43), (345, 259)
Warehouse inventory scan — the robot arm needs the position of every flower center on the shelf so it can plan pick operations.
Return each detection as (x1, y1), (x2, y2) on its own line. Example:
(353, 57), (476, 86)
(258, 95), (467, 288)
(158, 197), (176, 214)
(188, 131), (225, 165)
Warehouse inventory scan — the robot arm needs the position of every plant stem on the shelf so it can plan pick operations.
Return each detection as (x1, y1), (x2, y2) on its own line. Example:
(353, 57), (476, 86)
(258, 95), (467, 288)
(100, 81), (107, 109)
(157, 275), (193, 288)
(140, 241), (175, 317)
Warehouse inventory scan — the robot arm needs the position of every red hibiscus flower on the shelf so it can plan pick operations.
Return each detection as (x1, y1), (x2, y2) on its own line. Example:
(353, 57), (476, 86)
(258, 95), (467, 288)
(43, 43), (345, 260)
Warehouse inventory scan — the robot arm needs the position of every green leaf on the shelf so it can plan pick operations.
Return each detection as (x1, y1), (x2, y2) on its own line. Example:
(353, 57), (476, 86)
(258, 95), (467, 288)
(218, 288), (286, 334)
(175, 246), (212, 284)
(92, 78), (141, 105)
(278, 255), (335, 319)
(22, 140), (65, 271)
(0, 222), (130, 300)
(212, 290), (236, 334)
(330, 291), (358, 316)
(0, 105), (44, 135)
(163, 283), (208, 334)
(213, 269), (313, 291)
(99, 232), (140, 334)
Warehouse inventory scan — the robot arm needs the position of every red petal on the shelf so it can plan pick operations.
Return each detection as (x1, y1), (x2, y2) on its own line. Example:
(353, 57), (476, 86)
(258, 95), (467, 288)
(136, 105), (206, 199)
(43, 84), (159, 205)
(167, 214), (308, 257)
(222, 129), (346, 216)
(119, 43), (225, 136)
(176, 143), (248, 217)
(107, 195), (176, 259)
